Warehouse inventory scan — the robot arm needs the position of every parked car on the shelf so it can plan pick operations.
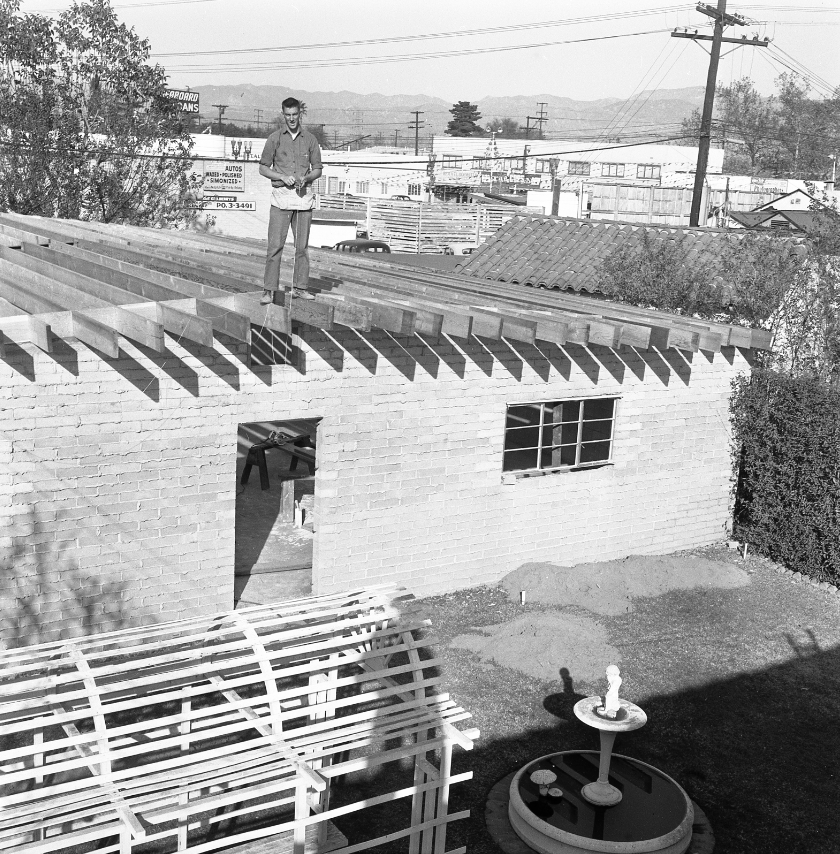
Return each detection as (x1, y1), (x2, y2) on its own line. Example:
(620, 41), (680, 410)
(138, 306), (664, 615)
(390, 195), (413, 202)
(443, 244), (477, 256)
(333, 239), (391, 254)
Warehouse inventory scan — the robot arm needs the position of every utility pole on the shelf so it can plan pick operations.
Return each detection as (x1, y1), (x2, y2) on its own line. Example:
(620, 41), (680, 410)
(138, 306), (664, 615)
(212, 103), (227, 135)
(254, 108), (263, 130)
(409, 111), (425, 156)
(536, 102), (548, 139)
(394, 129), (400, 148)
(673, 3), (768, 225)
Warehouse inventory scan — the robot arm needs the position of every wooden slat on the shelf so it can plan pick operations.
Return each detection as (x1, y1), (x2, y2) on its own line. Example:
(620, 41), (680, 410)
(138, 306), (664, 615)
(0, 587), (475, 854)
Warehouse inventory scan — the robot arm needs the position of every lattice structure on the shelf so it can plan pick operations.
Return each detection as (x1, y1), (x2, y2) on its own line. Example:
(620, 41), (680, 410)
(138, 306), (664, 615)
(0, 589), (477, 854)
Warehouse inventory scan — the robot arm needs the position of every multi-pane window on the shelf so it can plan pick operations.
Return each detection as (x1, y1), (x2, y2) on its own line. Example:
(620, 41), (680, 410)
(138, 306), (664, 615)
(327, 177), (339, 194)
(407, 183), (422, 196)
(503, 398), (616, 472)
(312, 176), (327, 194)
(442, 155), (459, 168)
(355, 181), (369, 194)
(602, 163), (625, 177)
(567, 161), (591, 176)
(636, 164), (661, 180)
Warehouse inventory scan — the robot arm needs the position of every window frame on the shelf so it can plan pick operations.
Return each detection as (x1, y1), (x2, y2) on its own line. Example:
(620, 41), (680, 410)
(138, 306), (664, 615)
(602, 163), (625, 178)
(502, 397), (618, 475)
(636, 164), (662, 180)
(567, 161), (591, 176)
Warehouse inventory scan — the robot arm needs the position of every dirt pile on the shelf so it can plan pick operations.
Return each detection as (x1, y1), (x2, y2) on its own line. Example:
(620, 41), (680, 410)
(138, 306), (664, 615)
(449, 611), (620, 683)
(499, 554), (750, 616)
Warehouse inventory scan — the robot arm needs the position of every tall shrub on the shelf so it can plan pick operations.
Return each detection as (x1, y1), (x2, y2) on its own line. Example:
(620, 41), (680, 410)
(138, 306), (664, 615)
(731, 369), (840, 583)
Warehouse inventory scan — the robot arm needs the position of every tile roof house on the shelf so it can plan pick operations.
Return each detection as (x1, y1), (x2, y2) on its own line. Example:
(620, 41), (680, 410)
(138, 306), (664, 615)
(455, 214), (803, 294)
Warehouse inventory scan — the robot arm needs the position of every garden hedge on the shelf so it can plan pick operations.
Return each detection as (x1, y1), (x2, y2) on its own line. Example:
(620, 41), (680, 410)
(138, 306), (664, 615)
(731, 369), (840, 585)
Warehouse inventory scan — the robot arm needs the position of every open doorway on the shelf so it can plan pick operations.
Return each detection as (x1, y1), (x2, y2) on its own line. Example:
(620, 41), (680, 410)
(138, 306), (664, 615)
(234, 417), (320, 608)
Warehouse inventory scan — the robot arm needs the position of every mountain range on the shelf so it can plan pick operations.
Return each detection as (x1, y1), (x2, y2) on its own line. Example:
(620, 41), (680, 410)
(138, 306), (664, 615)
(187, 84), (704, 145)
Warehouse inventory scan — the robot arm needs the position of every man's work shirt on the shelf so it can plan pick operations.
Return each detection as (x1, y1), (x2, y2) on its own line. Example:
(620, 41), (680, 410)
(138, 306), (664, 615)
(260, 127), (323, 211)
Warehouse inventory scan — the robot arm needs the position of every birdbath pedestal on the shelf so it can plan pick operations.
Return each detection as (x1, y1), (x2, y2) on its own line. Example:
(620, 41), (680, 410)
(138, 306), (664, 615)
(573, 696), (647, 807)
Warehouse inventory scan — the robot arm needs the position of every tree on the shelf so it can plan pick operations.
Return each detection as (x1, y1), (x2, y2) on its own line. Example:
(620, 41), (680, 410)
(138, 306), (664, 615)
(487, 117), (522, 139)
(0, 0), (199, 225)
(445, 101), (484, 137)
(775, 74), (840, 180)
(680, 77), (779, 175)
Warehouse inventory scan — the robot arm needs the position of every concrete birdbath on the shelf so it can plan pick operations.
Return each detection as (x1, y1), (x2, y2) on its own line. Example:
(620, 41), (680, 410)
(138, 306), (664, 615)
(508, 666), (695, 854)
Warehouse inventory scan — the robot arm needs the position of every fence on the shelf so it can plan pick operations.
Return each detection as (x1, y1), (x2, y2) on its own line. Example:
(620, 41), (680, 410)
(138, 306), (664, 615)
(316, 196), (542, 253)
(586, 184), (783, 226)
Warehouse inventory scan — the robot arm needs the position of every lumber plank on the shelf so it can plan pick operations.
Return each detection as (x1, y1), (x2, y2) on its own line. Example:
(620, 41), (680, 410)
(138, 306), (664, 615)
(313, 294), (373, 331)
(0, 252), (164, 352)
(0, 315), (52, 352)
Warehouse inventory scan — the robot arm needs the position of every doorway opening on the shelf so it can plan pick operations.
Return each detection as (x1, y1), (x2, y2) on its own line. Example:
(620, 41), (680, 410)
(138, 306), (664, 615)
(234, 417), (320, 608)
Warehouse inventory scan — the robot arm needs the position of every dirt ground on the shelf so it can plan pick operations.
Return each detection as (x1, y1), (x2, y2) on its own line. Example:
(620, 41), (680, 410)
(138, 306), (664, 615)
(412, 545), (840, 854)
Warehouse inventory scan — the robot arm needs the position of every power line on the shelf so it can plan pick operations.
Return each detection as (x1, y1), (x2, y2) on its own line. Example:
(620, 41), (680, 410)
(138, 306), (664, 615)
(151, 7), (692, 58)
(596, 37), (676, 143)
(610, 40), (691, 141)
(164, 28), (674, 73)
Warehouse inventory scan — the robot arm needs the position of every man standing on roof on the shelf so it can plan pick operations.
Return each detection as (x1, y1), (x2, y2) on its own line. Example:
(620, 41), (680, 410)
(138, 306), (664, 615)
(259, 97), (323, 304)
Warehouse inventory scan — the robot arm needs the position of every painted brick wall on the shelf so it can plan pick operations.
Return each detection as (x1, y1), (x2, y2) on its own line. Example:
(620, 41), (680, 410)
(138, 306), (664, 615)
(0, 323), (750, 647)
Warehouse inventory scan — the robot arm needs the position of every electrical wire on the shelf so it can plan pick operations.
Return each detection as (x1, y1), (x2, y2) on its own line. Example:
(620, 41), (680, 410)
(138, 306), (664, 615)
(151, 6), (692, 58)
(595, 36), (676, 143)
(164, 29), (673, 73)
(607, 40), (691, 142)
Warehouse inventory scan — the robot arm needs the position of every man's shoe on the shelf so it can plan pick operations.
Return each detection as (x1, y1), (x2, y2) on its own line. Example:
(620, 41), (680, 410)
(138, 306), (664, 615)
(291, 289), (316, 300)
(260, 290), (274, 305)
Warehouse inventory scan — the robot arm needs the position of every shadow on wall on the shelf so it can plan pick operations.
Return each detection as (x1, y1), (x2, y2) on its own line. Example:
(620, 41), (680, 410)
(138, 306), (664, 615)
(0, 506), (142, 650)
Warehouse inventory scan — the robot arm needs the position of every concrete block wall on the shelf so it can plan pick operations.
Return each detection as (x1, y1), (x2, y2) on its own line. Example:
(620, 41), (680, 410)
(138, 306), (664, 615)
(0, 323), (750, 647)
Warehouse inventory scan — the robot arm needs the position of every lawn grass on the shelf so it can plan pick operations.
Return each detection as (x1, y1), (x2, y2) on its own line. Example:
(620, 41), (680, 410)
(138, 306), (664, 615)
(395, 546), (840, 854)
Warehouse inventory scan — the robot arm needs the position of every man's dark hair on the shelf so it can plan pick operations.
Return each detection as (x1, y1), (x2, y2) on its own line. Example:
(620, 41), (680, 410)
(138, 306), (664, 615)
(282, 97), (301, 111)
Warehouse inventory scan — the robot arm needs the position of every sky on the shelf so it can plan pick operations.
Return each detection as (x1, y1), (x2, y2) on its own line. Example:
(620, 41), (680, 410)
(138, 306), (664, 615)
(16, 0), (840, 102)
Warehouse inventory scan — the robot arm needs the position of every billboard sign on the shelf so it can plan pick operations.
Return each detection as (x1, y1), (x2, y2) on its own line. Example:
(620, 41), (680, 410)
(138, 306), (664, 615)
(165, 88), (199, 114)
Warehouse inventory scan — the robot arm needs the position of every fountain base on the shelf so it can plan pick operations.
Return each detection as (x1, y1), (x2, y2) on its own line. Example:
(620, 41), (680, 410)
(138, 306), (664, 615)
(508, 751), (694, 854)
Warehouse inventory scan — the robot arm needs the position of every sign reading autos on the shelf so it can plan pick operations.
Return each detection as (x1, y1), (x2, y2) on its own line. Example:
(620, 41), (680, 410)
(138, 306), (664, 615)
(203, 163), (245, 192)
(165, 88), (199, 114)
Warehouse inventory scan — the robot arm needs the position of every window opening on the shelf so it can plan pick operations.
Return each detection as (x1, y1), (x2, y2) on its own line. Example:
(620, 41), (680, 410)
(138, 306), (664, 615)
(636, 164), (661, 180)
(568, 161), (591, 176)
(503, 398), (616, 473)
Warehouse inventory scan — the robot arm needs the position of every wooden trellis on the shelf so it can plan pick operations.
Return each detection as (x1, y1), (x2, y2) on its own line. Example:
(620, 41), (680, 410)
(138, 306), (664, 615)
(0, 588), (477, 854)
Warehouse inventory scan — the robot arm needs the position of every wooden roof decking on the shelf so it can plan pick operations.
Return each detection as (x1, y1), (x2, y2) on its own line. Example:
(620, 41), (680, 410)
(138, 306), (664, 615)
(0, 213), (771, 370)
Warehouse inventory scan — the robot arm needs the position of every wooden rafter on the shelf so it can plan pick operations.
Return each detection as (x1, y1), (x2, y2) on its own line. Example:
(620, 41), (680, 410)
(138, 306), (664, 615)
(0, 213), (772, 375)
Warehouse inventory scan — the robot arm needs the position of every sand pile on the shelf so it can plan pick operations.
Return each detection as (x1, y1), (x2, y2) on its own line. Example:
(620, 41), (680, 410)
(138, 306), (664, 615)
(499, 554), (750, 616)
(449, 611), (620, 683)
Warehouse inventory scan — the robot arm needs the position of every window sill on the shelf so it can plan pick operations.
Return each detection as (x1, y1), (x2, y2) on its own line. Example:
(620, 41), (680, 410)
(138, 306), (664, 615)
(501, 462), (614, 484)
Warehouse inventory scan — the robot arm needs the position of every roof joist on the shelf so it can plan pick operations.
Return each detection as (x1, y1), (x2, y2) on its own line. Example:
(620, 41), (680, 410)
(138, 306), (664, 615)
(0, 214), (771, 376)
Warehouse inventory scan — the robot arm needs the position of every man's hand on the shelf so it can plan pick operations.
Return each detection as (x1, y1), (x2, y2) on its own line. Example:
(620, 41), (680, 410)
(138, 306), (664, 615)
(270, 175), (295, 188)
